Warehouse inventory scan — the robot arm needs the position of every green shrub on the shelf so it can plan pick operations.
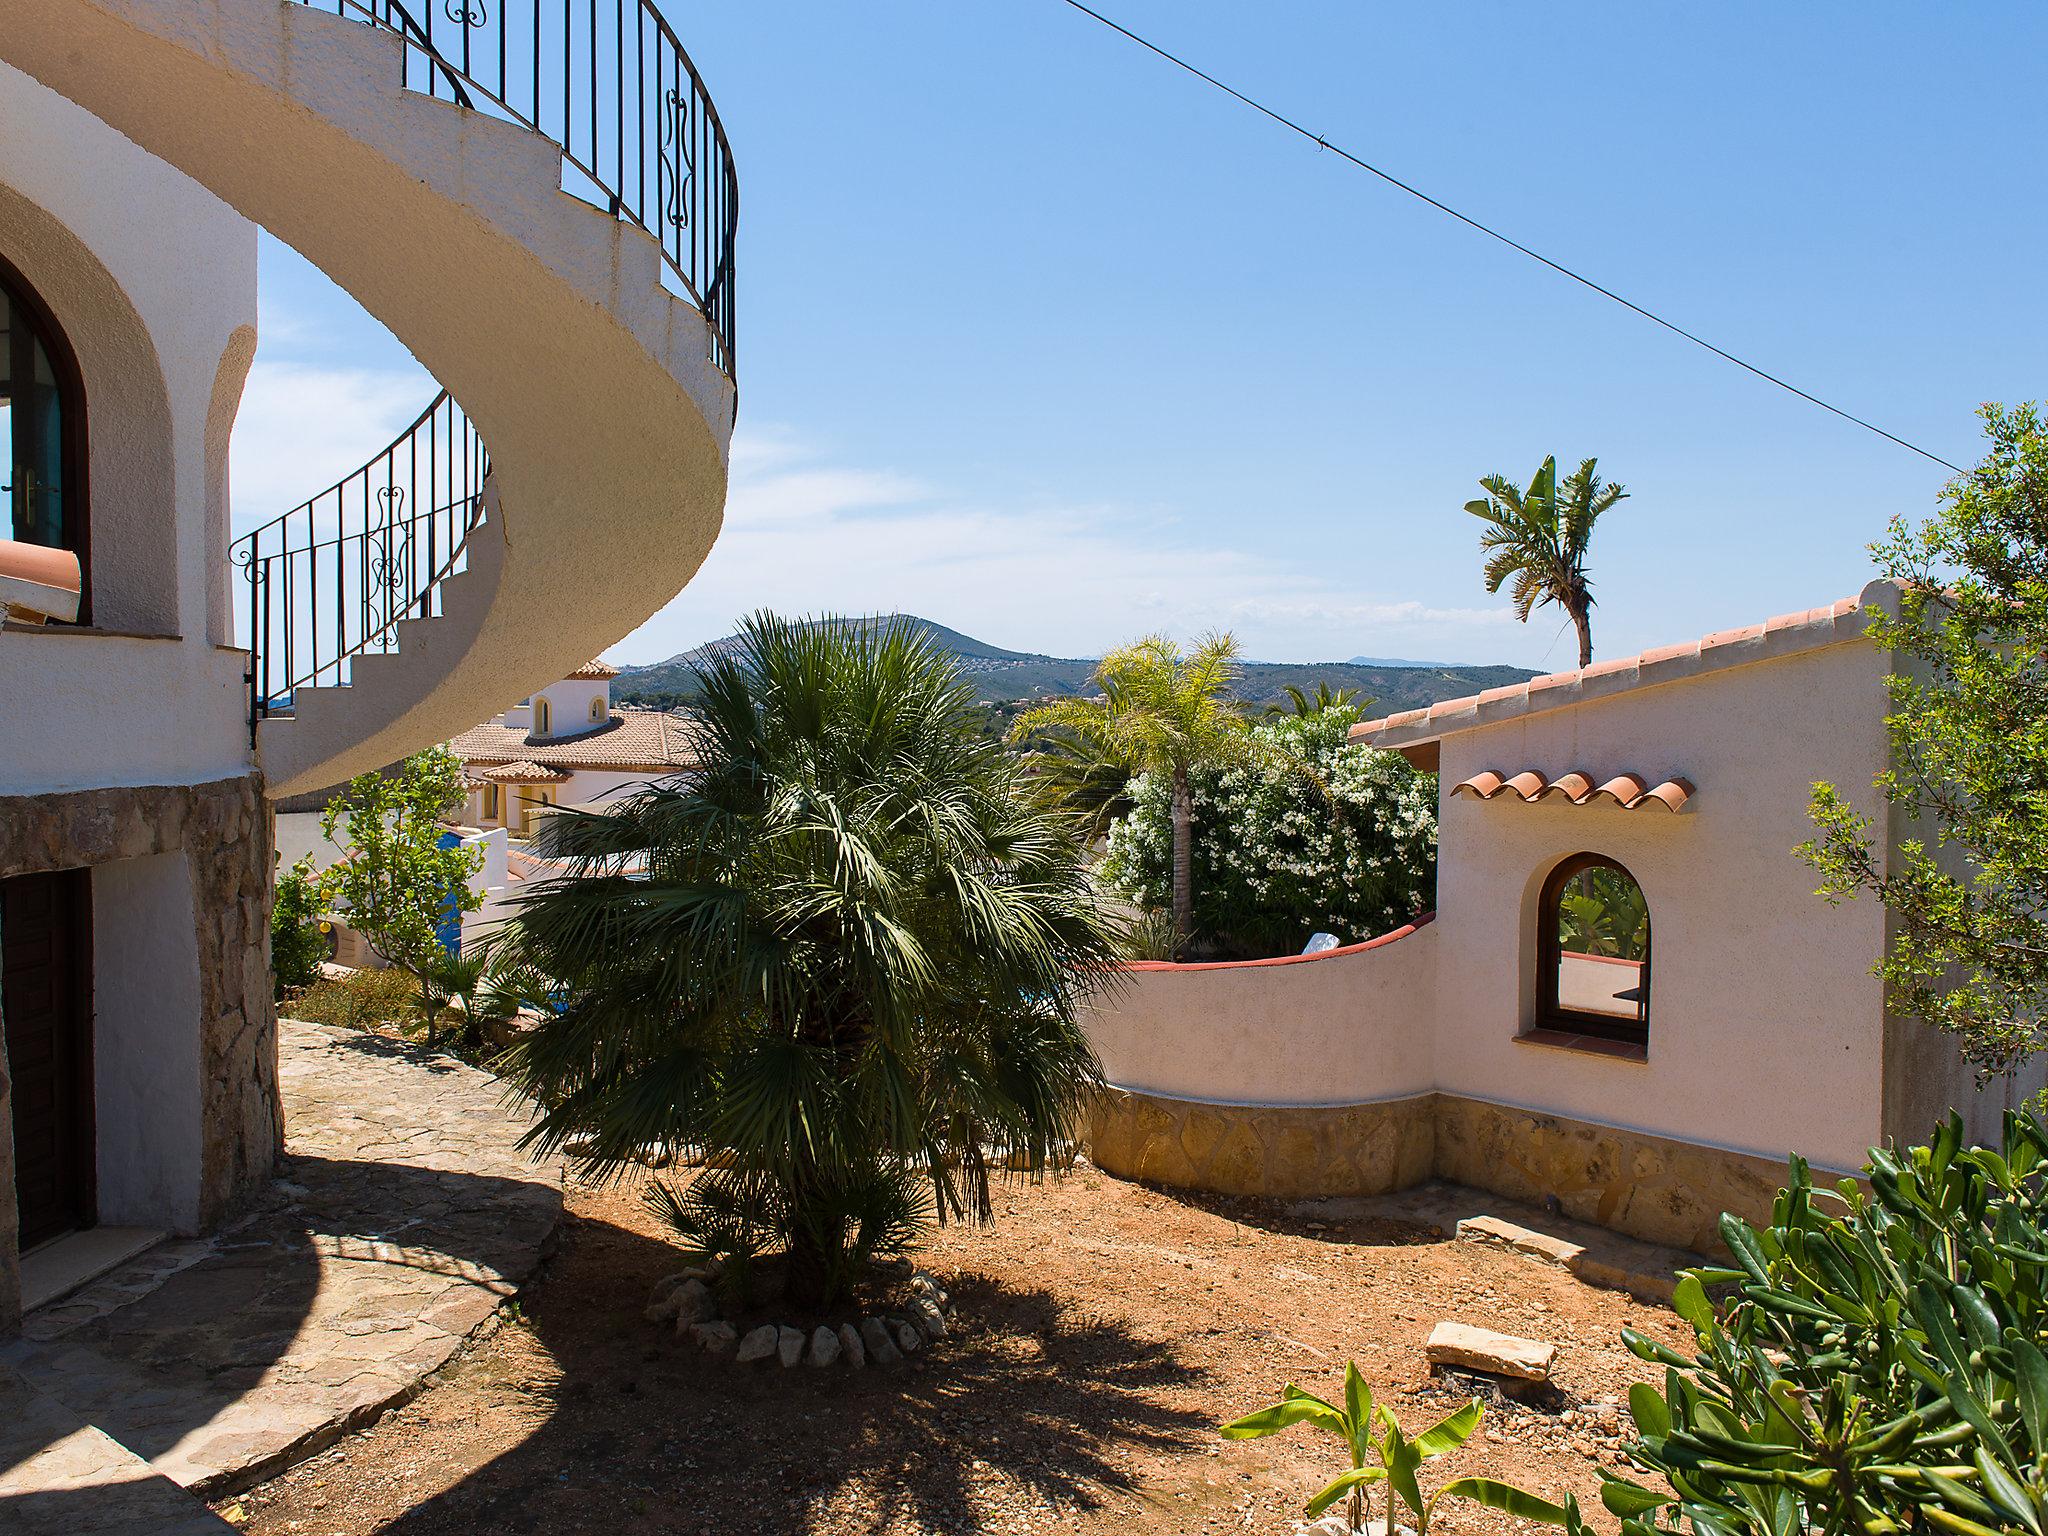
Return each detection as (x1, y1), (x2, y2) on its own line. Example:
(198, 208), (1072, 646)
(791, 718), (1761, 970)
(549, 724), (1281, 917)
(270, 857), (327, 999)
(1591, 1112), (2048, 1536)
(286, 966), (418, 1032)
(1103, 708), (1437, 958)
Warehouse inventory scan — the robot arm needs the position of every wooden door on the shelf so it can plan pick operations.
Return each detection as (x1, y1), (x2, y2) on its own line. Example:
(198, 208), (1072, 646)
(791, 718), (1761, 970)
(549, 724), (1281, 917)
(2, 868), (95, 1249)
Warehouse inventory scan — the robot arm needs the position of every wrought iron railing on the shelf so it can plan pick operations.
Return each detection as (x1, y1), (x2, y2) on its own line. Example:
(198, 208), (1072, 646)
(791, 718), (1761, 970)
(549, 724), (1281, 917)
(234, 391), (487, 737)
(235, 0), (737, 735)
(299, 0), (738, 376)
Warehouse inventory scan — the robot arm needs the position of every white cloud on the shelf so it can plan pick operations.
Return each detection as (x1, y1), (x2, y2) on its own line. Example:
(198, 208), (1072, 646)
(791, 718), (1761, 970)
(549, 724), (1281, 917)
(229, 359), (433, 530)
(612, 428), (1523, 665)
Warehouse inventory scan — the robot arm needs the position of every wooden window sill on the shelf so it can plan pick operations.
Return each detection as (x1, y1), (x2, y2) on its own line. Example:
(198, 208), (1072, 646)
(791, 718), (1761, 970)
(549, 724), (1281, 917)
(1515, 1026), (1648, 1063)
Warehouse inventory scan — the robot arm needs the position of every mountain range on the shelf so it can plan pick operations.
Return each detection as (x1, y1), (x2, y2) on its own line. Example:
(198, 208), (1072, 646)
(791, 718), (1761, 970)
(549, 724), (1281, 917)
(613, 616), (1537, 717)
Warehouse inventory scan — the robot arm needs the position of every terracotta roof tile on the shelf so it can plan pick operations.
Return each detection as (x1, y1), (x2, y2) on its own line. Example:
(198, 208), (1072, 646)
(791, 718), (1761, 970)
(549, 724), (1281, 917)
(1350, 580), (1890, 751)
(1449, 769), (1696, 813)
(476, 760), (571, 783)
(567, 659), (621, 680)
(450, 710), (703, 771)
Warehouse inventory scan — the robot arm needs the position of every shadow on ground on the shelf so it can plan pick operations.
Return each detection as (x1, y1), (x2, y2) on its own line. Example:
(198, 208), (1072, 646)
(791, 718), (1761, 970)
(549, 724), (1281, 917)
(357, 1205), (1214, 1536)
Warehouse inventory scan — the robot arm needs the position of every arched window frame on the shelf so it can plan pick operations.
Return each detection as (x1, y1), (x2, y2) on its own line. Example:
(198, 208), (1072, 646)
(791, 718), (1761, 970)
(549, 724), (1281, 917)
(533, 697), (551, 737)
(482, 783), (499, 822)
(589, 694), (605, 722)
(0, 250), (90, 623)
(1536, 852), (1652, 1047)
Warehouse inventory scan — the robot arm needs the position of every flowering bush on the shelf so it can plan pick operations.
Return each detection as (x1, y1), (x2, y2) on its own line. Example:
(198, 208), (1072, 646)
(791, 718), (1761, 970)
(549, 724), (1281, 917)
(1101, 709), (1437, 959)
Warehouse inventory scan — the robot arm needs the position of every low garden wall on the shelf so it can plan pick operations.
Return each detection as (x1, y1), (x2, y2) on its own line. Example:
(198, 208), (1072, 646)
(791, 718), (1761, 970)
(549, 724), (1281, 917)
(1078, 916), (1786, 1255)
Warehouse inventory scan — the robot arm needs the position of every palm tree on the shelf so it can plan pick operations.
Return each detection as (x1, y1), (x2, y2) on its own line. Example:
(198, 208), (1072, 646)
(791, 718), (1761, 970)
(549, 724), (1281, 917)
(1011, 633), (1262, 950)
(1464, 456), (1627, 669)
(1263, 682), (1369, 721)
(493, 613), (1124, 1308)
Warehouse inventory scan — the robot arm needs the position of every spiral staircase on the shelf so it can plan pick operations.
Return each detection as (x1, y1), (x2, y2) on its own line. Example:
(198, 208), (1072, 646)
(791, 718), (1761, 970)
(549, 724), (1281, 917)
(0, 0), (738, 797)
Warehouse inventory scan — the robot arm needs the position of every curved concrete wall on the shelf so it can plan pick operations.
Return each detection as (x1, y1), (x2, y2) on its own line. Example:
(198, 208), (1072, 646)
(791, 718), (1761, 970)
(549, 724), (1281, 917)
(1085, 918), (1439, 1107)
(0, 61), (256, 795)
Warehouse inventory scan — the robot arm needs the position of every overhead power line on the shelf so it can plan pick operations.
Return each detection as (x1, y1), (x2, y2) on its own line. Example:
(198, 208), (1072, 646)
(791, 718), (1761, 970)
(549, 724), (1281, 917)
(1055, 0), (1964, 475)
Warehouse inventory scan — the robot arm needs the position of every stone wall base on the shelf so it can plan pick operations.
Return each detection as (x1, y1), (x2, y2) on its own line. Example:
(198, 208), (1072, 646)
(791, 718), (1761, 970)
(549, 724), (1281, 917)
(1085, 1086), (1789, 1255)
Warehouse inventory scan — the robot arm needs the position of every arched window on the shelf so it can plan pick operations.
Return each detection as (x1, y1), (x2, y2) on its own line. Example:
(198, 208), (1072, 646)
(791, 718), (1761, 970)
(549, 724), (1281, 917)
(589, 694), (605, 722)
(1537, 853), (1651, 1046)
(533, 697), (551, 737)
(1, 255), (88, 620)
(482, 783), (500, 822)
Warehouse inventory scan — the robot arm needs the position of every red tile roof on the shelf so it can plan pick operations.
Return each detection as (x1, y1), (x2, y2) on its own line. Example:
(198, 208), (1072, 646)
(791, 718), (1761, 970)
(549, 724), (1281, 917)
(1351, 579), (1891, 752)
(450, 710), (702, 771)
(1450, 769), (1695, 813)
(475, 760), (571, 784)
(567, 659), (621, 680)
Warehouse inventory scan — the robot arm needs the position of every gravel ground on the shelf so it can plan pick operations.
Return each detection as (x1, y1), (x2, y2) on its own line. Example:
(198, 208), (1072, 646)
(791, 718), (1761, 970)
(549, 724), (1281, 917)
(217, 1160), (1686, 1536)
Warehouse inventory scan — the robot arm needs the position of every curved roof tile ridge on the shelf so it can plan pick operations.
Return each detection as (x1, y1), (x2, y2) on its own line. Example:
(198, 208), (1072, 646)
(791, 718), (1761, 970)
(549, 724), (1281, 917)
(1351, 579), (1895, 749)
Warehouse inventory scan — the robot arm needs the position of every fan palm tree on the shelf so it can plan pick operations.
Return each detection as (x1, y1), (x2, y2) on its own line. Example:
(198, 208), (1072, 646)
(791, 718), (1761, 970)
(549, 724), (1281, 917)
(1464, 456), (1627, 669)
(493, 613), (1124, 1308)
(1010, 633), (1262, 950)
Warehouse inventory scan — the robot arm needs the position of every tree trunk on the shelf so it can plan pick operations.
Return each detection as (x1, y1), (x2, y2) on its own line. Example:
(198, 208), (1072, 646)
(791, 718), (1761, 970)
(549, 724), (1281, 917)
(1170, 767), (1194, 956)
(1572, 602), (1594, 670)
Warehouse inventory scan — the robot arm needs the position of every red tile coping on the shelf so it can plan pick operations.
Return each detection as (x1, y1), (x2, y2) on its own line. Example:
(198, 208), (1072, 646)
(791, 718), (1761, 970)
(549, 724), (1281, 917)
(1121, 912), (1435, 972)
(1449, 769), (1694, 812)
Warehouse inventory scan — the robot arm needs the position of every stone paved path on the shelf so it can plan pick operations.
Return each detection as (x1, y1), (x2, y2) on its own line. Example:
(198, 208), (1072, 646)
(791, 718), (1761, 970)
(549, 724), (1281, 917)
(0, 1020), (563, 1532)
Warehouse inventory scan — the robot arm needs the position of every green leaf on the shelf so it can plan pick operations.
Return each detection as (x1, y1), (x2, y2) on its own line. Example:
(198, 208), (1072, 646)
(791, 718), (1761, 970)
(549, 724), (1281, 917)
(1628, 1382), (1672, 1440)
(1672, 1273), (1716, 1333)
(1436, 1477), (1570, 1524)
(2013, 1335), (2048, 1450)
(1219, 1390), (1347, 1441)
(1414, 1398), (1484, 1458)
(1599, 1478), (1673, 1518)
(1305, 1467), (1387, 1520)
(1343, 1361), (1373, 1465)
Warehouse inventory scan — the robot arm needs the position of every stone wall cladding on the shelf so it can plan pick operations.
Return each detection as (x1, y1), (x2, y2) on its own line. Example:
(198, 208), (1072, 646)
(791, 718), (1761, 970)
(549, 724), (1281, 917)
(0, 774), (282, 1327)
(1085, 1087), (1436, 1201)
(1086, 1087), (1783, 1255)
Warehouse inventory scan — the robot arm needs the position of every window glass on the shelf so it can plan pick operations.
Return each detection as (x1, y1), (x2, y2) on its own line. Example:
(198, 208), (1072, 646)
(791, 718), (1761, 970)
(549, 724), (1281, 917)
(2, 272), (71, 555)
(1541, 856), (1650, 1040)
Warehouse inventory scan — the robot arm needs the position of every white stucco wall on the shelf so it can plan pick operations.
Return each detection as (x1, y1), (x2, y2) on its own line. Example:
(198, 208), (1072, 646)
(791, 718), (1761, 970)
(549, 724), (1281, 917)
(0, 60), (257, 795)
(1085, 920), (1440, 1107)
(1426, 637), (1893, 1172)
(504, 678), (611, 741)
(92, 851), (204, 1230)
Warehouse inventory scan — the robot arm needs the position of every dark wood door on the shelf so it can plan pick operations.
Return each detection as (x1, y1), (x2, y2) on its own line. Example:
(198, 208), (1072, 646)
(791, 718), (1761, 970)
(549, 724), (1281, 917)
(2, 869), (94, 1249)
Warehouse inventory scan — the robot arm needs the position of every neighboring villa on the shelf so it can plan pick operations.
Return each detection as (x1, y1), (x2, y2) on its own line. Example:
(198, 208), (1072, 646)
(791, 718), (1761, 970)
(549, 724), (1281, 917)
(450, 661), (702, 838)
(1082, 579), (2043, 1255)
(0, 0), (737, 1329)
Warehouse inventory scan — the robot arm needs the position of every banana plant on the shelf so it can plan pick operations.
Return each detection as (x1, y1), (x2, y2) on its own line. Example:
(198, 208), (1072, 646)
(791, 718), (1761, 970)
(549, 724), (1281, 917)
(1222, 1362), (1585, 1535)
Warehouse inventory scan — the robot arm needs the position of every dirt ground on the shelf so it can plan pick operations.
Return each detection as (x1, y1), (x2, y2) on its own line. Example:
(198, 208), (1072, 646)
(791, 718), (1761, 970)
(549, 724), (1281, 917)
(218, 1162), (1687, 1536)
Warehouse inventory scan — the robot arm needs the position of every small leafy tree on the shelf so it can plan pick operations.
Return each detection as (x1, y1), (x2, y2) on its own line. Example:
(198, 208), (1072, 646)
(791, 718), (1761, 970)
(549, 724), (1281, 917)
(269, 855), (327, 997)
(1011, 633), (1268, 951)
(314, 747), (482, 977)
(1223, 1362), (1576, 1535)
(1103, 708), (1437, 958)
(1802, 403), (2048, 1078)
(1465, 455), (1627, 669)
(1265, 682), (1370, 720)
(496, 614), (1126, 1308)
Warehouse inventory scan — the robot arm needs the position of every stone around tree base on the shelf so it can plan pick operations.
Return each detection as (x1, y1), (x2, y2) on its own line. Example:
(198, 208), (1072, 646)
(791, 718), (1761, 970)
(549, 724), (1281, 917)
(1425, 1321), (1556, 1382)
(776, 1327), (805, 1368)
(808, 1327), (840, 1367)
(734, 1325), (778, 1364)
(837, 1323), (866, 1369)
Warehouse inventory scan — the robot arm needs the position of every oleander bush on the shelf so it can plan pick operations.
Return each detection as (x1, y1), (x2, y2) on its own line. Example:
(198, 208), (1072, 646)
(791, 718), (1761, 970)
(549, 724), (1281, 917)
(1102, 708), (1437, 959)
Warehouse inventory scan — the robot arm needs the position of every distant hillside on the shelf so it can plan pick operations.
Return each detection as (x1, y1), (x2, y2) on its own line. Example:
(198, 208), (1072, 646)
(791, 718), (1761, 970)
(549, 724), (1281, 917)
(614, 615), (1537, 717)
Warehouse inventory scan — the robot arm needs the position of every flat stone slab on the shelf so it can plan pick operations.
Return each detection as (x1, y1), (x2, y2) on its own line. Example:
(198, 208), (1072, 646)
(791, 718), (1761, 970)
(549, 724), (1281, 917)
(1426, 1321), (1557, 1382)
(1296, 1180), (1687, 1303)
(2, 1021), (562, 1519)
(0, 1364), (231, 1533)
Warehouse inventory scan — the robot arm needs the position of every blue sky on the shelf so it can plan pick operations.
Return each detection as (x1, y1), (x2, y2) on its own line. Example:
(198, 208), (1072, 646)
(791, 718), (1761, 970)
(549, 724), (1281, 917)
(232, 1), (2048, 670)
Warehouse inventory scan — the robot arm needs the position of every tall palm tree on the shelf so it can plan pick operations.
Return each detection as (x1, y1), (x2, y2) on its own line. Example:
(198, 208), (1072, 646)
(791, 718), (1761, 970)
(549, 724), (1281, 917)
(493, 613), (1124, 1308)
(1011, 633), (1261, 950)
(1464, 456), (1627, 669)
